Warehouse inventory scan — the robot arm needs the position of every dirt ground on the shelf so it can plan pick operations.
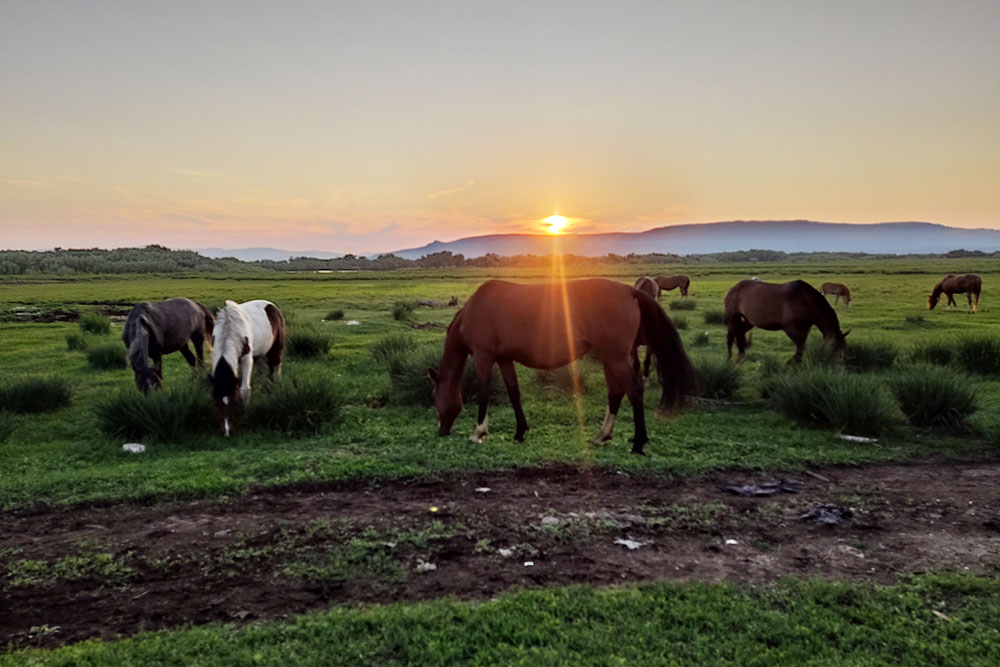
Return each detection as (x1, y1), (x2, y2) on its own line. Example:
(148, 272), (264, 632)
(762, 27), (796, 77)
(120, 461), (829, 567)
(4, 461), (1000, 650)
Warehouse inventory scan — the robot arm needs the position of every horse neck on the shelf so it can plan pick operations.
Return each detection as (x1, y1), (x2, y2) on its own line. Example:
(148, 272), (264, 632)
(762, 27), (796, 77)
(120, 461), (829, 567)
(810, 292), (840, 337)
(212, 307), (246, 374)
(126, 315), (152, 370)
(439, 313), (469, 387)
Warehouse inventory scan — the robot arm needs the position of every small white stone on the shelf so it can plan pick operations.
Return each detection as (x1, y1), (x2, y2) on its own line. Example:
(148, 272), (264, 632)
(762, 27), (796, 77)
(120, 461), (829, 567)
(345, 320), (361, 326)
(122, 443), (146, 454)
(725, 539), (739, 545)
(474, 487), (491, 493)
(523, 561), (534, 567)
(415, 560), (437, 573)
(498, 548), (514, 558)
(614, 538), (647, 550)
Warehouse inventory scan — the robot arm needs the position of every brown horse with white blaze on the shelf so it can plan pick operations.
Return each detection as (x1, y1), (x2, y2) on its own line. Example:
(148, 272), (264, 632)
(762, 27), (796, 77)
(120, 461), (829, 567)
(928, 274), (982, 312)
(428, 279), (695, 455)
(820, 282), (851, 308)
(654, 274), (690, 298)
(725, 280), (849, 363)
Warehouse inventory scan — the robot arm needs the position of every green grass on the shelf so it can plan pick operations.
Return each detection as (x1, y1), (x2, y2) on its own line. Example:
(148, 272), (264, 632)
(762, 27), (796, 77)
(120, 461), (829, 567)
(325, 308), (345, 321)
(769, 368), (902, 435)
(95, 381), (215, 442)
(692, 355), (742, 400)
(703, 309), (725, 325)
(888, 365), (980, 428)
(372, 332), (418, 367)
(911, 340), (954, 366)
(844, 339), (898, 371)
(78, 312), (111, 335)
(6, 574), (1000, 665)
(956, 335), (1000, 376)
(0, 376), (72, 414)
(669, 298), (697, 311)
(0, 410), (17, 443)
(64, 331), (88, 351)
(671, 314), (689, 330)
(286, 328), (333, 359)
(85, 341), (127, 370)
(392, 300), (416, 321)
(244, 370), (347, 435)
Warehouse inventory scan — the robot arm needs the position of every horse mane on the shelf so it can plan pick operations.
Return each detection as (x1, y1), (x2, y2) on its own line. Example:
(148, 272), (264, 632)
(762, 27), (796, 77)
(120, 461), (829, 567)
(928, 276), (952, 308)
(212, 300), (249, 376)
(795, 280), (841, 334)
(123, 303), (153, 371)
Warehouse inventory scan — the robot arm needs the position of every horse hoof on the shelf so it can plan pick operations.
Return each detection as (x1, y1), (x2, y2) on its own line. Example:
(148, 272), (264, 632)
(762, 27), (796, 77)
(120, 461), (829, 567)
(630, 448), (646, 456)
(469, 435), (484, 444)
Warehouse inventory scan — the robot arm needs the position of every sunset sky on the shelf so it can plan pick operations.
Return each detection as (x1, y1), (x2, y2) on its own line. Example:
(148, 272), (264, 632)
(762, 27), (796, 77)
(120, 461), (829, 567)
(2, 1), (998, 253)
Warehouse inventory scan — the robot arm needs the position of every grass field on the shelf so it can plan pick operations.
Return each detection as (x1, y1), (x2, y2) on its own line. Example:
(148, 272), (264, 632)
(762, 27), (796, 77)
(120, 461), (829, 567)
(3, 259), (1000, 661)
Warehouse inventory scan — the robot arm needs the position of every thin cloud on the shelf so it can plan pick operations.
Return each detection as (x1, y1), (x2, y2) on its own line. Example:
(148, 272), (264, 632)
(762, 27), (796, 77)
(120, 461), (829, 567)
(427, 180), (476, 200)
(3, 178), (53, 189)
(170, 169), (215, 178)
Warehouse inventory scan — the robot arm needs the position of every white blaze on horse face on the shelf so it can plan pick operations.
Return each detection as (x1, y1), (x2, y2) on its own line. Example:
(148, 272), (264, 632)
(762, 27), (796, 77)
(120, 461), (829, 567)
(469, 417), (489, 444)
(222, 396), (229, 406)
(224, 418), (230, 437)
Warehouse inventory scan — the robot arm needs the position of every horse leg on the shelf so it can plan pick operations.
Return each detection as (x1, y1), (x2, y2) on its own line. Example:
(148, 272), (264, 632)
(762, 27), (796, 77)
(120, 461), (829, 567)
(192, 333), (206, 366)
(497, 359), (528, 442)
(947, 293), (956, 308)
(179, 344), (197, 368)
(966, 292), (973, 312)
(643, 346), (653, 378)
(594, 361), (630, 446)
(834, 294), (841, 306)
(625, 369), (648, 455)
(266, 339), (284, 379)
(469, 354), (493, 444)
(785, 327), (809, 364)
(973, 290), (980, 313)
(239, 355), (254, 402)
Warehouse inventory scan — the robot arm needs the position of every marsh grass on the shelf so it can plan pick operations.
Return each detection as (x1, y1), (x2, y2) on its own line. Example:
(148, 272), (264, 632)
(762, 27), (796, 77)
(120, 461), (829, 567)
(65, 331), (88, 352)
(888, 365), (979, 428)
(79, 313), (111, 335)
(910, 341), (954, 366)
(245, 371), (347, 435)
(671, 315), (689, 330)
(0, 376), (72, 414)
(534, 365), (588, 394)
(287, 329), (332, 359)
(389, 345), (501, 406)
(955, 336), (1000, 376)
(0, 411), (17, 443)
(669, 299), (697, 311)
(95, 382), (214, 442)
(844, 340), (898, 372)
(392, 300), (416, 321)
(703, 310), (725, 325)
(693, 356), (742, 400)
(769, 369), (901, 435)
(325, 309), (345, 321)
(691, 331), (710, 347)
(372, 333), (418, 368)
(86, 342), (127, 370)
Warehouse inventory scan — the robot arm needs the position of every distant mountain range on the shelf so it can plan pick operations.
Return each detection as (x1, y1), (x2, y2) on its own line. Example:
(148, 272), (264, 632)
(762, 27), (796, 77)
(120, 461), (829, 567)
(194, 221), (1000, 262)
(391, 221), (1000, 259)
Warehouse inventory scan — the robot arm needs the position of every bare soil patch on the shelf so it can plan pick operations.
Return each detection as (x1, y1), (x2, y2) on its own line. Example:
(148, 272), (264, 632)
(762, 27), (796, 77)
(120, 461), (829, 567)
(4, 461), (1000, 650)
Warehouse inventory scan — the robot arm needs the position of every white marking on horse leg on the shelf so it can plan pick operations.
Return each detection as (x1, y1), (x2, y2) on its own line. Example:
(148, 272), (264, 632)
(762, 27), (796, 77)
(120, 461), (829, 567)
(592, 410), (616, 445)
(224, 418), (230, 437)
(469, 417), (489, 444)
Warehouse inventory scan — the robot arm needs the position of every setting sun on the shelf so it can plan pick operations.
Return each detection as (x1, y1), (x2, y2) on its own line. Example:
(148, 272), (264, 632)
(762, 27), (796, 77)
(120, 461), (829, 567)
(545, 215), (569, 234)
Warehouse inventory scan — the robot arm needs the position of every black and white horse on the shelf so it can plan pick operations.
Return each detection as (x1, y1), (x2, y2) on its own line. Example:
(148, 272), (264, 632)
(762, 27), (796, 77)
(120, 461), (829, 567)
(210, 300), (286, 436)
(122, 297), (215, 393)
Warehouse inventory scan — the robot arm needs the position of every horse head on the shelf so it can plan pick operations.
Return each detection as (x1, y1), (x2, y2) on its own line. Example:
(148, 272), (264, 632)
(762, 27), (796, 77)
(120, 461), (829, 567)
(827, 329), (850, 355)
(134, 366), (162, 394)
(210, 359), (240, 437)
(427, 367), (462, 436)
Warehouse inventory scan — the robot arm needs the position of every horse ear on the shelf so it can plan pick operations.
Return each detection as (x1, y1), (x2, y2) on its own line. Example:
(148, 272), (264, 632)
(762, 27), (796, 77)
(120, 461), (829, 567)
(427, 368), (440, 385)
(842, 329), (851, 338)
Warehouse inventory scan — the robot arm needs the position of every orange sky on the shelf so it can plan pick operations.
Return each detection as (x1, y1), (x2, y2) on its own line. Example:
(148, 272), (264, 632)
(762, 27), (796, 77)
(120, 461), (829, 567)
(2, 1), (999, 253)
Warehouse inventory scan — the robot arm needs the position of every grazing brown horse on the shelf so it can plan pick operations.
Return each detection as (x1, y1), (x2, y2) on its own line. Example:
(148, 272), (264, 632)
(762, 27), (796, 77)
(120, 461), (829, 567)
(633, 277), (661, 377)
(724, 280), (849, 362)
(122, 297), (215, 393)
(928, 274), (982, 312)
(428, 279), (695, 454)
(654, 274), (690, 298)
(820, 282), (851, 308)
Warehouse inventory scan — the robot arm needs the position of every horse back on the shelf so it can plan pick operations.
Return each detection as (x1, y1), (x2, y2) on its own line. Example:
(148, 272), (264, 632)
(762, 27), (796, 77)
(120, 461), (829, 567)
(726, 279), (826, 330)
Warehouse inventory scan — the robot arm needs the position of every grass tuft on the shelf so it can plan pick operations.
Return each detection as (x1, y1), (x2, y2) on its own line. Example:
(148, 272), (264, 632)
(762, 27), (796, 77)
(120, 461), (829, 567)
(65, 331), (88, 351)
(769, 368), (901, 435)
(910, 341), (954, 366)
(325, 309), (345, 321)
(0, 376), (72, 414)
(287, 329), (332, 359)
(703, 310), (725, 325)
(95, 382), (215, 442)
(245, 371), (347, 435)
(671, 315), (689, 330)
(79, 312), (111, 335)
(844, 340), (897, 372)
(534, 365), (587, 394)
(0, 410), (18, 443)
(669, 299), (696, 311)
(388, 345), (500, 407)
(86, 342), (127, 370)
(693, 356), (742, 400)
(372, 333), (418, 368)
(392, 300), (416, 321)
(955, 336), (1000, 376)
(887, 365), (979, 428)
(691, 331), (710, 347)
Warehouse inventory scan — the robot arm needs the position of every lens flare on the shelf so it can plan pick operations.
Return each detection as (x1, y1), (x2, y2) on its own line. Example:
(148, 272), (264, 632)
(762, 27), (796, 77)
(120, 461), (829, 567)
(545, 215), (569, 234)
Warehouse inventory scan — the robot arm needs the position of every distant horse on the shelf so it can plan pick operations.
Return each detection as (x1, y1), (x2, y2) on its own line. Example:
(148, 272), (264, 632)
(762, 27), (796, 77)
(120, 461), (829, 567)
(724, 280), (849, 363)
(654, 274), (690, 298)
(428, 279), (694, 454)
(928, 274), (982, 312)
(633, 277), (661, 377)
(820, 282), (852, 308)
(210, 300), (286, 436)
(122, 297), (215, 393)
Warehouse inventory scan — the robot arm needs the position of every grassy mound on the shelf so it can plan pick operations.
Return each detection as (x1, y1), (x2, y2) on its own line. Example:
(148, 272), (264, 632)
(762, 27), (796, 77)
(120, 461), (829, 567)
(887, 365), (979, 428)
(372, 333), (418, 368)
(392, 300), (415, 321)
(910, 341), (953, 366)
(691, 331), (710, 347)
(671, 315), (689, 330)
(0, 376), (72, 414)
(844, 340), (897, 372)
(955, 336), (1000, 376)
(95, 382), (214, 442)
(669, 299), (696, 311)
(65, 331), (88, 351)
(325, 309), (345, 321)
(79, 312), (111, 335)
(389, 345), (501, 407)
(769, 369), (901, 435)
(693, 356), (742, 400)
(287, 329), (333, 359)
(86, 342), (127, 370)
(244, 371), (347, 435)
(703, 310), (725, 325)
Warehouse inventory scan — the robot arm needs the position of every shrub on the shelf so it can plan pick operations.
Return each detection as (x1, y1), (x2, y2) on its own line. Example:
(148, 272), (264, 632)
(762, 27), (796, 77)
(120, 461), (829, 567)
(887, 365), (979, 428)
(79, 313), (111, 335)
(669, 299), (697, 311)
(95, 382), (214, 442)
(703, 310), (725, 326)
(0, 411), (17, 443)
(287, 329), (332, 359)
(65, 331), (88, 351)
(769, 369), (901, 435)
(844, 340), (897, 372)
(392, 300), (415, 321)
(691, 331), (710, 347)
(671, 315), (689, 331)
(389, 345), (501, 407)
(911, 341), (953, 366)
(693, 356), (742, 400)
(372, 333), (418, 368)
(86, 342), (127, 370)
(534, 365), (587, 394)
(245, 372), (346, 435)
(325, 309), (345, 321)
(955, 336), (1000, 376)
(0, 376), (72, 414)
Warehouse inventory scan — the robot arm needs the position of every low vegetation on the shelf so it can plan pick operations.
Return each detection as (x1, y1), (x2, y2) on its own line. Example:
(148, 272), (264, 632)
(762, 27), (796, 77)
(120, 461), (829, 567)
(287, 328), (332, 359)
(0, 376), (72, 414)
(702, 309), (725, 325)
(244, 371), (347, 435)
(78, 312), (111, 335)
(844, 340), (897, 372)
(769, 368), (901, 435)
(64, 331), (88, 351)
(692, 356), (742, 400)
(0, 411), (17, 443)
(86, 342), (127, 370)
(910, 340), (953, 366)
(534, 365), (588, 394)
(669, 299), (696, 311)
(671, 314), (689, 330)
(392, 300), (416, 321)
(95, 382), (215, 442)
(888, 365), (979, 428)
(955, 335), (1000, 375)
(691, 331), (710, 347)
(325, 309), (345, 321)
(387, 345), (501, 407)
(372, 333), (418, 368)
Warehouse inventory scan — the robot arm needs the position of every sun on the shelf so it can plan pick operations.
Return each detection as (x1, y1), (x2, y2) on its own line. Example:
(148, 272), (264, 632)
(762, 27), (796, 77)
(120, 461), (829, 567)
(545, 215), (569, 234)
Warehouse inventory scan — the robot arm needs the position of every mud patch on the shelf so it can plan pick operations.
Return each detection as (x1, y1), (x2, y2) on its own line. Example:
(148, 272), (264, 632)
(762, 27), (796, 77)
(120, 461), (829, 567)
(3, 462), (1000, 649)
(0, 307), (79, 323)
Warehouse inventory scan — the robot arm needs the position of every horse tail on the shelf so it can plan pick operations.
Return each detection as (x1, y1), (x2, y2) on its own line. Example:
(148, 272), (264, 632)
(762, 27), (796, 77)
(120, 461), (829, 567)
(633, 290), (696, 410)
(198, 302), (216, 345)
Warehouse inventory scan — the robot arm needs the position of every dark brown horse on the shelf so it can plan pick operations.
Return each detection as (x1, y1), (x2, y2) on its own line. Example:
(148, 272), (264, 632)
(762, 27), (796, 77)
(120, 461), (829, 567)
(820, 282), (851, 308)
(122, 297), (215, 393)
(655, 274), (690, 298)
(724, 280), (849, 362)
(633, 277), (661, 377)
(428, 279), (694, 454)
(928, 274), (982, 312)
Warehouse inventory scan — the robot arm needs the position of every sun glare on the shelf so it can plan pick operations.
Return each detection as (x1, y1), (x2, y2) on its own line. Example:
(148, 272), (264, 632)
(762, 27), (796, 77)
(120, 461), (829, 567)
(545, 215), (569, 234)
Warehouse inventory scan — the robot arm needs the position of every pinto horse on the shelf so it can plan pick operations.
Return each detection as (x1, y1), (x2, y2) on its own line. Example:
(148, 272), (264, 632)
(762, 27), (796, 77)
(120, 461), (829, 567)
(633, 277), (661, 377)
(725, 280), (849, 363)
(820, 282), (851, 308)
(122, 297), (215, 393)
(428, 279), (695, 454)
(928, 274), (982, 312)
(654, 274), (690, 298)
(210, 300), (286, 436)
